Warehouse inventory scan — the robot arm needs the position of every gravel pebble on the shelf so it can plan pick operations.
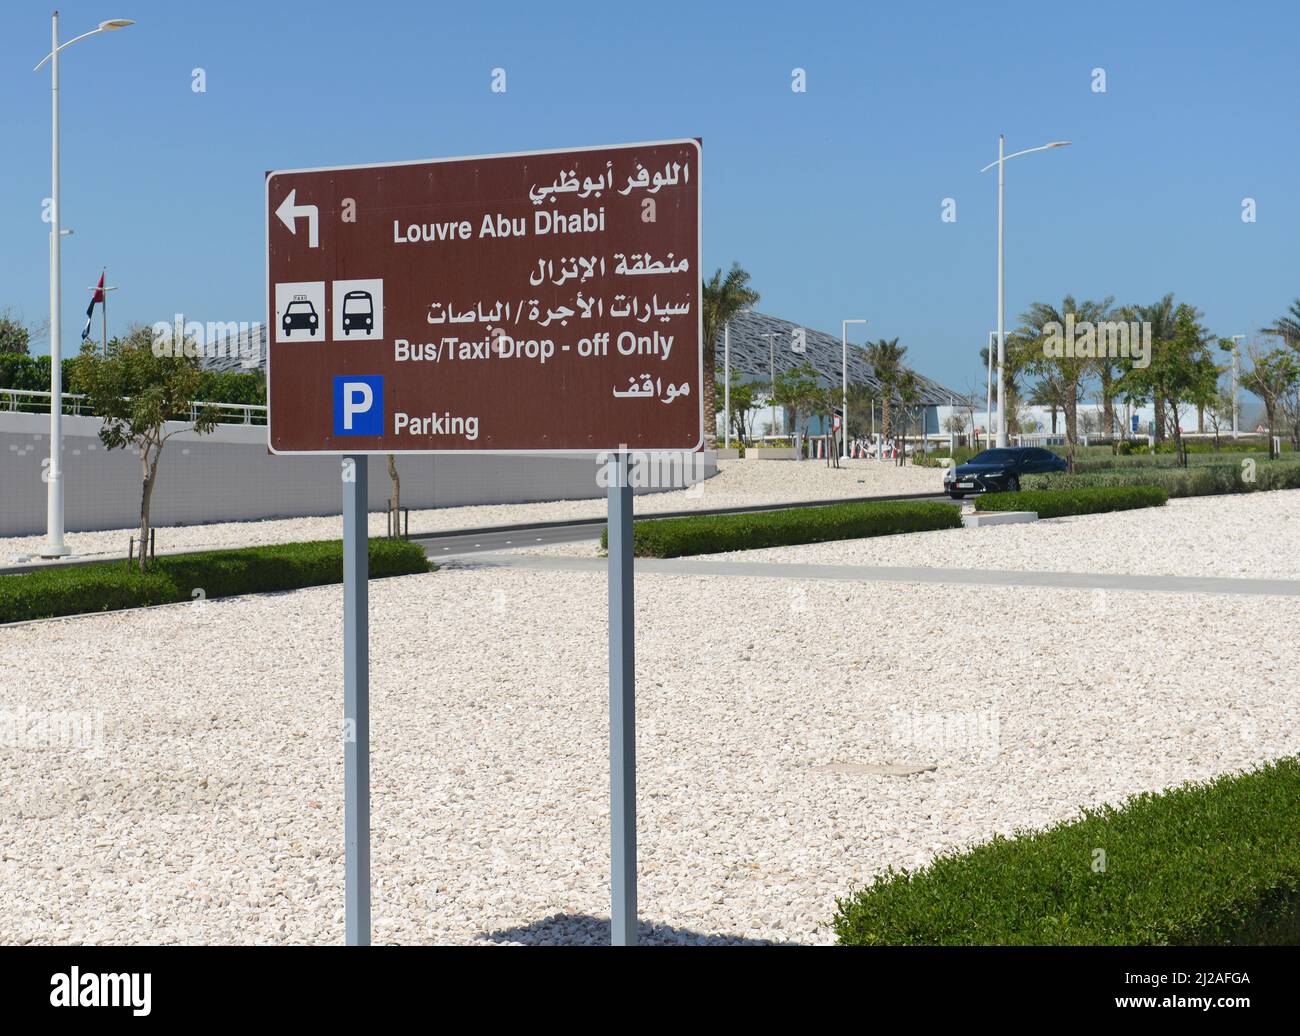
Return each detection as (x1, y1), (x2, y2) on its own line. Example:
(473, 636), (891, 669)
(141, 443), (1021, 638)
(1, 548), (1294, 944)
(530, 490), (1300, 581)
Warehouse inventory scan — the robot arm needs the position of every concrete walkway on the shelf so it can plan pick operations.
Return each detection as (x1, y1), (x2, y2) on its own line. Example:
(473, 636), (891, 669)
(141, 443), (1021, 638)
(448, 552), (1300, 598)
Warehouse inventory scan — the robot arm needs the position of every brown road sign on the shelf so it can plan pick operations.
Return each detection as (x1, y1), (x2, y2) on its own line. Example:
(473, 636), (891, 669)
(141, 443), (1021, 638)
(266, 139), (702, 454)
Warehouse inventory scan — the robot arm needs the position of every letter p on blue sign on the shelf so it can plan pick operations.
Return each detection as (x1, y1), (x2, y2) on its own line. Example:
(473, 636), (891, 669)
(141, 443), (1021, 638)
(333, 375), (384, 436)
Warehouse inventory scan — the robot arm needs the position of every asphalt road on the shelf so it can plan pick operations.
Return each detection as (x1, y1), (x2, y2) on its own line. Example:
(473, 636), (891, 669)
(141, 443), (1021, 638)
(413, 522), (604, 558)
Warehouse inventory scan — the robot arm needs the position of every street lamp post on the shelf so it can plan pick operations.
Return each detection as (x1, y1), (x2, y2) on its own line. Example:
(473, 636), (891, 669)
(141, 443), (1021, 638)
(1230, 334), (1244, 440)
(980, 135), (1071, 448)
(34, 14), (134, 558)
(841, 318), (866, 460)
(762, 331), (779, 441)
(723, 321), (730, 449)
(985, 330), (996, 448)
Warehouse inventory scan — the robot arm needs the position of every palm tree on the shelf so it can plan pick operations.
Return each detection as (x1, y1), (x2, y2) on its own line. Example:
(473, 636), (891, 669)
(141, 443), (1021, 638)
(1131, 294), (1178, 442)
(1262, 299), (1300, 349)
(896, 368), (918, 464)
(702, 264), (759, 450)
(865, 337), (906, 442)
(979, 333), (1036, 442)
(1018, 294), (1114, 463)
(1028, 378), (1064, 434)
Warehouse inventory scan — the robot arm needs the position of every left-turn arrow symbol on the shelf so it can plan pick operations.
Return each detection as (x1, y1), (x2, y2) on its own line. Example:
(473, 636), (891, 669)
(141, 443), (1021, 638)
(275, 189), (319, 248)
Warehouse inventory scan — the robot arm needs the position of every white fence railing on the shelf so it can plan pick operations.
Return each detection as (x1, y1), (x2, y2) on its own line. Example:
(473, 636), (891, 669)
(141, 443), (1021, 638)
(1011, 433), (1067, 447)
(0, 387), (267, 425)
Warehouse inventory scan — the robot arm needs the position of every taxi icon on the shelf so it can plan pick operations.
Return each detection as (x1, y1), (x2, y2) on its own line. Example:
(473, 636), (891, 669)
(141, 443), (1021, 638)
(282, 295), (319, 337)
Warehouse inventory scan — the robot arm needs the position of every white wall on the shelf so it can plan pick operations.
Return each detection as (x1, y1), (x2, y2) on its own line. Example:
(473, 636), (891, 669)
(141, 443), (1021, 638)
(0, 412), (715, 537)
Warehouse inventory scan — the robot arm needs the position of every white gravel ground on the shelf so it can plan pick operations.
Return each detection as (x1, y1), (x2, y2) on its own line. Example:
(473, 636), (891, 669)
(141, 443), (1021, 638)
(714, 490), (1300, 580)
(519, 490), (1300, 581)
(0, 458), (941, 567)
(1, 558), (1295, 945)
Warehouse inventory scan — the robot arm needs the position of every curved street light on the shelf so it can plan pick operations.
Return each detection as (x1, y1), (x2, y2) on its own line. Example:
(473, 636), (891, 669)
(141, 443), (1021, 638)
(980, 136), (1071, 448)
(33, 14), (134, 558)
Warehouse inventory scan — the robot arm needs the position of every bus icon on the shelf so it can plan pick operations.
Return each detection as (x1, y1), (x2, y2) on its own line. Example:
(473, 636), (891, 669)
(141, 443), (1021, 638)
(331, 278), (384, 341)
(341, 291), (374, 335)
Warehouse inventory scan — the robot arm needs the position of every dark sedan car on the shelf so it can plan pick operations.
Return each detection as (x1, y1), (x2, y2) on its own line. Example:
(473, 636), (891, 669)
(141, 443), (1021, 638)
(943, 447), (1067, 498)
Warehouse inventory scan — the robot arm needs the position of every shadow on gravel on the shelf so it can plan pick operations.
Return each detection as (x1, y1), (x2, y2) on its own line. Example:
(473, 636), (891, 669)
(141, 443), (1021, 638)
(478, 913), (795, 946)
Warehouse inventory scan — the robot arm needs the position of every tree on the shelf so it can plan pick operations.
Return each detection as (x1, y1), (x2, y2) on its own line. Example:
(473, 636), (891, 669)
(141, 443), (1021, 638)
(1028, 378), (1064, 434)
(1242, 345), (1299, 459)
(1119, 304), (1217, 466)
(714, 370), (756, 445)
(0, 308), (32, 355)
(1129, 295), (1181, 444)
(824, 386), (841, 468)
(845, 381), (876, 442)
(1018, 294), (1113, 471)
(772, 362), (823, 459)
(1262, 298), (1300, 349)
(979, 332), (1035, 439)
(701, 264), (759, 450)
(1204, 388), (1235, 451)
(895, 369), (919, 465)
(387, 455), (401, 537)
(1096, 355), (1121, 437)
(865, 338), (906, 442)
(1283, 379), (1300, 454)
(70, 326), (219, 571)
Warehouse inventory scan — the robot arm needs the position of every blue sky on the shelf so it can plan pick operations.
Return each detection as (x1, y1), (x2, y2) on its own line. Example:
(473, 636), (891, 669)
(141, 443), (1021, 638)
(2, 0), (1297, 393)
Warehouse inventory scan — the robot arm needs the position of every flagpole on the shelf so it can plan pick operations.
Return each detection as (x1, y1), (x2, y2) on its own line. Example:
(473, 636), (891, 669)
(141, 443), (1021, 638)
(102, 266), (107, 356)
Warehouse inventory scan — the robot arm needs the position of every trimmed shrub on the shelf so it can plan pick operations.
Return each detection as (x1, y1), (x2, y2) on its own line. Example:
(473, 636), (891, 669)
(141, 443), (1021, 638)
(974, 485), (1167, 519)
(0, 538), (431, 624)
(1254, 462), (1300, 491)
(916, 446), (983, 468)
(1071, 451), (1285, 473)
(1025, 461), (1300, 498)
(599, 500), (962, 558)
(832, 757), (1300, 945)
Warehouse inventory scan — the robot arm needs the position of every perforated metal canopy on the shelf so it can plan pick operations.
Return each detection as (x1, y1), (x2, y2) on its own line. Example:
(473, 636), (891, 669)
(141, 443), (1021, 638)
(715, 310), (965, 405)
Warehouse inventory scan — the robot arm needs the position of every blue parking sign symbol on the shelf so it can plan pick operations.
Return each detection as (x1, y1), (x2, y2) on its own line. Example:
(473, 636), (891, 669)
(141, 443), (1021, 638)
(333, 375), (384, 436)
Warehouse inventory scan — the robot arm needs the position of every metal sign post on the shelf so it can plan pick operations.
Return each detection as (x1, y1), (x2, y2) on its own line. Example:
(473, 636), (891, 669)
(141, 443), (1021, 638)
(342, 455), (371, 945)
(266, 140), (700, 947)
(607, 450), (637, 945)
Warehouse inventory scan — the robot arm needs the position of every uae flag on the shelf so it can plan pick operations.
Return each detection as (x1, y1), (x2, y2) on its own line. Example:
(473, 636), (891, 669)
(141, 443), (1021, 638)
(81, 271), (105, 341)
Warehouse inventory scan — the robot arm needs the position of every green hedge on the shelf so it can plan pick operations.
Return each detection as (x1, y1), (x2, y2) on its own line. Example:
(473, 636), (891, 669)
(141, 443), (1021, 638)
(0, 539), (431, 623)
(600, 500), (962, 558)
(974, 485), (1167, 519)
(914, 446), (984, 469)
(833, 757), (1300, 945)
(1072, 450), (1286, 473)
(1025, 461), (1300, 498)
